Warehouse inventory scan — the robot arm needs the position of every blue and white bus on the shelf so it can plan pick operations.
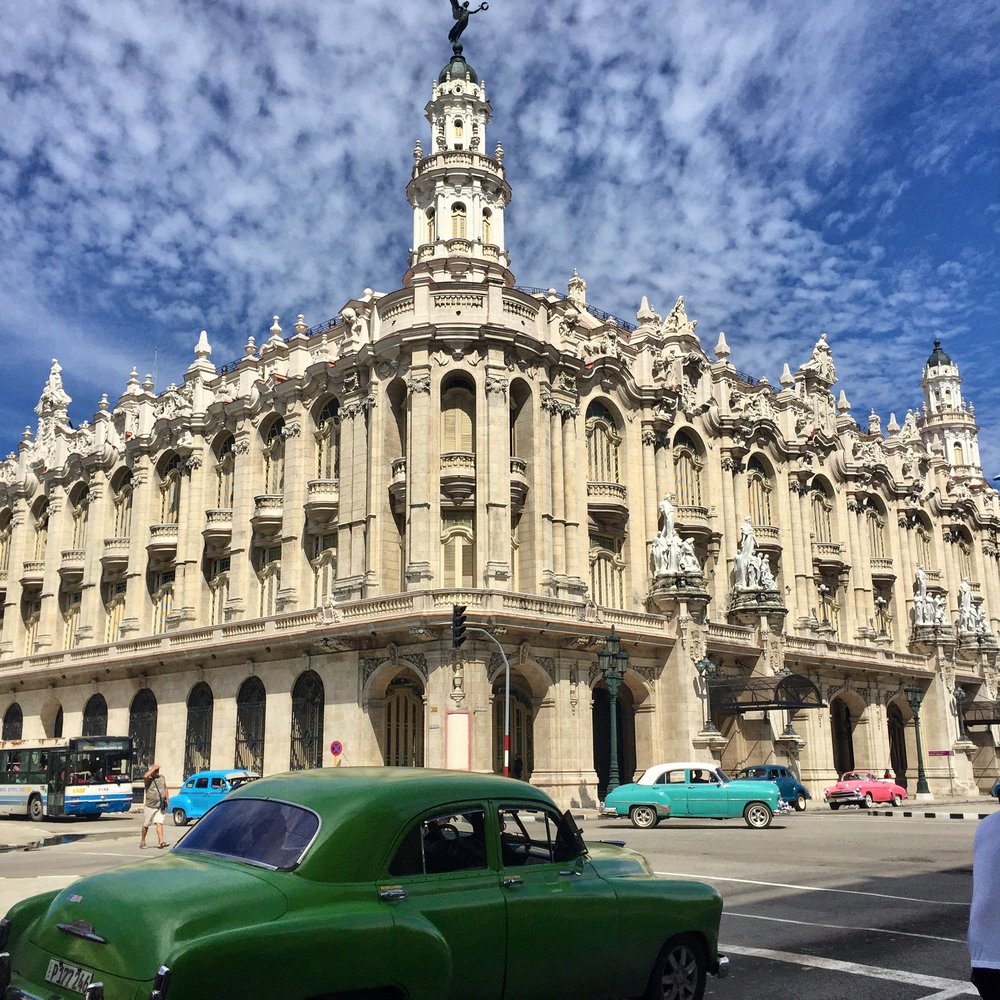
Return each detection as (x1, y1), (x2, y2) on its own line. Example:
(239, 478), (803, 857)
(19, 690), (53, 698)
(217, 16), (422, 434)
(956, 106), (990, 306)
(0, 736), (133, 820)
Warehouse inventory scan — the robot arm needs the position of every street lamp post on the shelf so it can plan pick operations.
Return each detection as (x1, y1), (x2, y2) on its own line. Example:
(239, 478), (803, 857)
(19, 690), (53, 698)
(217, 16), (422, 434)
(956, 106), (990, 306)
(695, 657), (719, 733)
(903, 683), (931, 796)
(598, 629), (629, 794)
(954, 687), (968, 742)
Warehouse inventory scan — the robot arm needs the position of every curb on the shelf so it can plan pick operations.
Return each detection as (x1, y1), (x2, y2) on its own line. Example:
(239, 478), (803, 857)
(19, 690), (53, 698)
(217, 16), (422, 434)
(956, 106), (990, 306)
(867, 809), (993, 820)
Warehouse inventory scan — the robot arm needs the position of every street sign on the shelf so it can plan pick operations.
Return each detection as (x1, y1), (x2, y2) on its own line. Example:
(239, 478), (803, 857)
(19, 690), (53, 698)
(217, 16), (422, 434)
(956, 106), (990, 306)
(928, 749), (953, 756)
(330, 740), (344, 757)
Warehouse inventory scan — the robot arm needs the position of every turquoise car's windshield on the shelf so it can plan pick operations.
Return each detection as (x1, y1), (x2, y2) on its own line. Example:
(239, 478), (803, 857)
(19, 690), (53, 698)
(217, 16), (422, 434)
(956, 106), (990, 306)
(175, 798), (319, 869)
(716, 768), (731, 782)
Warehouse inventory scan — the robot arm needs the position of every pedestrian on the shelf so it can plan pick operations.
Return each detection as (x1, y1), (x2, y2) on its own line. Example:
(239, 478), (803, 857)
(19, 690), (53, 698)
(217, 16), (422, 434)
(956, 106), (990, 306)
(140, 763), (169, 849)
(969, 811), (1000, 999)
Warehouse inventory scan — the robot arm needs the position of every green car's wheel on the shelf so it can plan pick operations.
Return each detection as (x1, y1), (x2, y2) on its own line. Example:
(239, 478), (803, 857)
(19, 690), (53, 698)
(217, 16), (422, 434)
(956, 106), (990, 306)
(644, 933), (707, 1000)
(172, 809), (188, 827)
(743, 802), (773, 829)
(630, 804), (659, 829)
(28, 795), (44, 822)
(794, 793), (807, 812)
(892, 794), (903, 807)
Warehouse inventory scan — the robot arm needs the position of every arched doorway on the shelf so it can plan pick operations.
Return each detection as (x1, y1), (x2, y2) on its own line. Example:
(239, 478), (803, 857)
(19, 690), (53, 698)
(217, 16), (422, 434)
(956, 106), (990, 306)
(82, 694), (108, 737)
(830, 696), (856, 775)
(290, 670), (324, 770)
(235, 677), (266, 772)
(887, 702), (909, 790)
(384, 673), (424, 767)
(184, 682), (214, 778)
(492, 681), (534, 779)
(2, 703), (22, 740)
(592, 683), (637, 798)
(129, 689), (158, 780)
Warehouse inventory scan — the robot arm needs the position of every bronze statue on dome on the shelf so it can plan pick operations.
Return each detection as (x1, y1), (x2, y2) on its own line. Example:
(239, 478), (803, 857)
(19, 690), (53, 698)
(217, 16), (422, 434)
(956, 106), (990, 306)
(449, 0), (489, 54)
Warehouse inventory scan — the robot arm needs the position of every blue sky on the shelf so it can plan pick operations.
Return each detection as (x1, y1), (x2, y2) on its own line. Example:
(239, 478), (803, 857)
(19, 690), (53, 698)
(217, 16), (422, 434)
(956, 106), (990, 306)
(1, 1), (998, 476)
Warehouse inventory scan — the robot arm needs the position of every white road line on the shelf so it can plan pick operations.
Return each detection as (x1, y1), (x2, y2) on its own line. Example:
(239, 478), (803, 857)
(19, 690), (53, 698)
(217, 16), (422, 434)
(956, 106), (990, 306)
(720, 944), (978, 995)
(725, 910), (967, 944)
(655, 870), (967, 906)
(918, 989), (976, 1000)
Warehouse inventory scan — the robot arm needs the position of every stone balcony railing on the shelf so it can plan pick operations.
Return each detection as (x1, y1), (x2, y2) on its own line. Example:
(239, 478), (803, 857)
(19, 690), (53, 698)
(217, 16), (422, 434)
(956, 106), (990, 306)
(101, 537), (130, 570)
(251, 495), (284, 536)
(811, 540), (847, 568)
(202, 508), (234, 547)
(58, 548), (87, 581)
(146, 523), (179, 559)
(510, 457), (528, 510)
(305, 479), (340, 523)
(440, 452), (476, 505)
(586, 481), (628, 521)
(20, 560), (45, 588)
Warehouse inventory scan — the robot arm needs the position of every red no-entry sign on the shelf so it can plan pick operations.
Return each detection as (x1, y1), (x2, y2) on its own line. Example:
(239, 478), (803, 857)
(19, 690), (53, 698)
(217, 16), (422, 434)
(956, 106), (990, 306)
(330, 740), (344, 757)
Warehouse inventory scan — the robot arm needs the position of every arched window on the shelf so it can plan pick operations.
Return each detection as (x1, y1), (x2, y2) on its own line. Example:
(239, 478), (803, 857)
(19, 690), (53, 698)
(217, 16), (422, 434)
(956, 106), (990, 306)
(61, 585), (82, 648)
(830, 698), (855, 775)
(184, 682), (214, 778)
(953, 441), (965, 466)
(747, 457), (773, 526)
(311, 531), (337, 606)
(482, 208), (492, 245)
(54, 705), (63, 738)
(263, 419), (285, 495)
(441, 513), (475, 587)
(865, 502), (886, 559)
(442, 381), (475, 453)
(103, 579), (127, 643)
(215, 436), (236, 509)
(33, 498), (49, 561)
(160, 454), (183, 524)
(206, 556), (231, 625)
(256, 544), (281, 617)
(672, 431), (703, 506)
(915, 521), (933, 570)
(451, 202), (467, 240)
(22, 594), (41, 657)
(2, 703), (23, 740)
(113, 470), (133, 538)
(810, 484), (833, 543)
(129, 688), (158, 780)
(150, 569), (175, 633)
(586, 401), (620, 483)
(589, 533), (625, 609)
(384, 674), (424, 767)
(958, 539), (974, 583)
(454, 117), (464, 139)
(70, 487), (89, 548)
(0, 509), (11, 573)
(82, 694), (108, 738)
(290, 671), (324, 771)
(426, 207), (436, 244)
(315, 400), (340, 479)
(235, 677), (266, 773)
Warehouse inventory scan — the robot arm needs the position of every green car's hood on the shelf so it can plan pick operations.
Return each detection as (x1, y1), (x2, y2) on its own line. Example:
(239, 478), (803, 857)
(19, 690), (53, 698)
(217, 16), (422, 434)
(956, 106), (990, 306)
(29, 854), (287, 981)
(585, 840), (653, 878)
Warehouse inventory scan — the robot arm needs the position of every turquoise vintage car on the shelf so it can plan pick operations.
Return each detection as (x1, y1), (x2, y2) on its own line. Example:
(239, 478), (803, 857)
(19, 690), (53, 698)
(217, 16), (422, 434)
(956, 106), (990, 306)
(601, 761), (782, 829)
(0, 767), (729, 1000)
(169, 768), (259, 826)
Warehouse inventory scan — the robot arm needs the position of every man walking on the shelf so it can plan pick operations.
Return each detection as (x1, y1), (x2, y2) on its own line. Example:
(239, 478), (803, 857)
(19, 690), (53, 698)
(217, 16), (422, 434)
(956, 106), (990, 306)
(969, 810), (1000, 998)
(140, 763), (169, 849)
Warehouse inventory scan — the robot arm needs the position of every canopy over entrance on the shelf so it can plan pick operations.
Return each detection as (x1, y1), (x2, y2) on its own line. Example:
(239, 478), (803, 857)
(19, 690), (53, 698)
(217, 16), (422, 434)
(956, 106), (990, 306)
(962, 699), (1000, 727)
(708, 673), (826, 715)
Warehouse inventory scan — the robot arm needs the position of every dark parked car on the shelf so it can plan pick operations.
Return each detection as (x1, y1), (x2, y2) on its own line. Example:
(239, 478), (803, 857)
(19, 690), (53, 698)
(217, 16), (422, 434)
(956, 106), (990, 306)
(0, 767), (729, 999)
(734, 764), (811, 811)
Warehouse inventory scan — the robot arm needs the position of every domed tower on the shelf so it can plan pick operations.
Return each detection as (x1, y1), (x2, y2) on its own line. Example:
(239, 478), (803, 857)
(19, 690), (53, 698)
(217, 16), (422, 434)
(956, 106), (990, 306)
(404, 51), (514, 287)
(919, 339), (984, 481)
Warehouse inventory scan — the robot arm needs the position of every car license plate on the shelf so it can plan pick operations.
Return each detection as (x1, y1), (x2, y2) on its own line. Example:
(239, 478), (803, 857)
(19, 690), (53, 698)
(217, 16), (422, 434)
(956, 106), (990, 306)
(44, 957), (93, 994)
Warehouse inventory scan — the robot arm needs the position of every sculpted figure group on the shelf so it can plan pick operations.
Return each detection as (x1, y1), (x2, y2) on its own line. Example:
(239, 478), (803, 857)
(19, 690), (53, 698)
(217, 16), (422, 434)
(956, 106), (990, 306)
(732, 516), (776, 591)
(650, 495), (702, 580)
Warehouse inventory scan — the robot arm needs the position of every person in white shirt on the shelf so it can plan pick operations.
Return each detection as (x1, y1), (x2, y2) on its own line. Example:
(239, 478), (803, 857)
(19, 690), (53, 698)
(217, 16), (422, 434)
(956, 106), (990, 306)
(969, 811), (1000, 998)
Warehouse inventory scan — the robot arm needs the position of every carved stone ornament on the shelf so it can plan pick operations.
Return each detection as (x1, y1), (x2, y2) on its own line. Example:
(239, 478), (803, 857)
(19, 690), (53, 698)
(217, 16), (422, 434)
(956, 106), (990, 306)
(407, 374), (432, 395)
(485, 375), (509, 398)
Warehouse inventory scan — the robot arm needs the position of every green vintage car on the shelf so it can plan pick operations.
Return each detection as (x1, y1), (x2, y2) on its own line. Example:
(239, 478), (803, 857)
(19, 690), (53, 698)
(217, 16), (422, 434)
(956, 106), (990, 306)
(0, 767), (728, 1000)
(601, 761), (783, 829)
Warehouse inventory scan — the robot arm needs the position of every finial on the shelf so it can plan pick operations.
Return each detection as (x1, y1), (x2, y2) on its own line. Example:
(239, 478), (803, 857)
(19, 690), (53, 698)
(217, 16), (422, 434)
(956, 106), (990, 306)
(868, 409), (881, 435)
(413, 139), (423, 162)
(837, 389), (851, 413)
(270, 315), (282, 339)
(99, 394), (109, 412)
(494, 141), (504, 163)
(636, 296), (659, 325)
(294, 314), (309, 337)
(887, 412), (900, 434)
(714, 331), (731, 360)
(780, 362), (794, 388)
(142, 373), (154, 392)
(245, 335), (257, 357)
(194, 330), (212, 359)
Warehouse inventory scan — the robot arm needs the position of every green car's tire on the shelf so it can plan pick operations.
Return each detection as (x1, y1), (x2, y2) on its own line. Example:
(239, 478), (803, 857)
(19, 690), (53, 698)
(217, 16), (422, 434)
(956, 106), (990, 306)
(630, 804), (659, 829)
(172, 809), (189, 827)
(644, 933), (707, 1000)
(743, 802), (773, 829)
(794, 793), (807, 812)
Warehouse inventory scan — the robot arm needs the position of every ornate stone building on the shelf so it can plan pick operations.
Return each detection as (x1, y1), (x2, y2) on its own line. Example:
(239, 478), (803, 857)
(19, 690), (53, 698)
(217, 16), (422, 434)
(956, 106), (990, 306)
(1, 43), (998, 808)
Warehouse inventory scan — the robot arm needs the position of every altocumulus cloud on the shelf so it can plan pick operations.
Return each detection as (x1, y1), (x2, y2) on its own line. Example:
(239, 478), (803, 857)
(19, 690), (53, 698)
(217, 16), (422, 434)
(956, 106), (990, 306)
(0, 0), (997, 472)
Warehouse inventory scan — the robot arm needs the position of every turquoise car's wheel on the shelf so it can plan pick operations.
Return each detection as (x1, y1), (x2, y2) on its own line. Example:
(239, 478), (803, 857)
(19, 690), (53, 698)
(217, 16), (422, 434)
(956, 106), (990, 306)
(743, 802), (772, 829)
(645, 934), (706, 1000)
(172, 808), (188, 827)
(629, 805), (659, 829)
(794, 793), (807, 811)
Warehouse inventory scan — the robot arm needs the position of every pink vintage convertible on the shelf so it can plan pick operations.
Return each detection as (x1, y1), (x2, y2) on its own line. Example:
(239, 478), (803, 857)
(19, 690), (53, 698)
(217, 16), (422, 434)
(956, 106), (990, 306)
(824, 770), (908, 809)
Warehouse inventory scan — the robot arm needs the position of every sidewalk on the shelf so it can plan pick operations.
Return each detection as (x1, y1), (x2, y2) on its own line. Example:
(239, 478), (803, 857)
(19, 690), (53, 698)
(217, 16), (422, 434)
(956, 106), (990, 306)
(0, 809), (141, 852)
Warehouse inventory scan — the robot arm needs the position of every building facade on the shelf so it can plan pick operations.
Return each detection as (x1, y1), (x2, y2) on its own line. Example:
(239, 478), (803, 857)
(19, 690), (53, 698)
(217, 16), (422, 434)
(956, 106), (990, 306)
(1, 45), (999, 809)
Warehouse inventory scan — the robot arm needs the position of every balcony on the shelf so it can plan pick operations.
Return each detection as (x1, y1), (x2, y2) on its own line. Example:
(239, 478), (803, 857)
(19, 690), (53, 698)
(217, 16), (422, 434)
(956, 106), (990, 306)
(147, 523), (180, 559)
(389, 457), (407, 514)
(440, 452), (476, 505)
(305, 479), (340, 523)
(20, 560), (45, 588)
(586, 481), (629, 522)
(811, 540), (848, 570)
(251, 495), (284, 536)
(510, 457), (528, 511)
(870, 556), (896, 581)
(676, 504), (711, 539)
(202, 509), (234, 547)
(752, 524), (781, 551)
(58, 548), (87, 581)
(101, 537), (130, 571)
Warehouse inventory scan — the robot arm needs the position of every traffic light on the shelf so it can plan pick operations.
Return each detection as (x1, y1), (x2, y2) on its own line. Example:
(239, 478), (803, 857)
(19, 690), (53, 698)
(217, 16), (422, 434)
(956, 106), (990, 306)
(451, 604), (468, 648)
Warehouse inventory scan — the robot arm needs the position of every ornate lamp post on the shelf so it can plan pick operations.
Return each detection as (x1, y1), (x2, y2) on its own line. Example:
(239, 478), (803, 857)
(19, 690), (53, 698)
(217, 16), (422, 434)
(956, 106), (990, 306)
(903, 683), (931, 796)
(817, 583), (831, 624)
(598, 628), (629, 794)
(954, 687), (968, 742)
(695, 657), (719, 733)
(874, 595), (889, 637)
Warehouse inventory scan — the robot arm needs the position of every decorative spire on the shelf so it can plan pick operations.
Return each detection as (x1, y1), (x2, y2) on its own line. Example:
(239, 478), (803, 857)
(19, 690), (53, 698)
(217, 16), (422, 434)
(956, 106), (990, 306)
(194, 330), (212, 359)
(779, 362), (794, 388)
(715, 332), (731, 361)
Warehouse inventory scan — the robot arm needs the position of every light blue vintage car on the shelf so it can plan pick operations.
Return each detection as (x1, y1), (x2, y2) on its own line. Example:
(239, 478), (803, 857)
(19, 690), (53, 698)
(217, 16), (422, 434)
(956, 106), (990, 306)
(170, 768), (259, 826)
(601, 761), (783, 829)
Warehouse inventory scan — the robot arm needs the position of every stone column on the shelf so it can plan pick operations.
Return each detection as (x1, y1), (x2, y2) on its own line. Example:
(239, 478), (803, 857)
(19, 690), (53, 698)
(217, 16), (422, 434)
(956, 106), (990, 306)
(277, 409), (310, 612)
(550, 409), (567, 582)
(483, 370), (512, 587)
(226, 432), (257, 623)
(404, 368), (434, 588)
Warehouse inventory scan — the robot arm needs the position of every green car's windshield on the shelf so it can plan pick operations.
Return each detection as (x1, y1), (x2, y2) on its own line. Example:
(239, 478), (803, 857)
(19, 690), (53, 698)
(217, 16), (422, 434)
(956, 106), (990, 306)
(175, 797), (319, 869)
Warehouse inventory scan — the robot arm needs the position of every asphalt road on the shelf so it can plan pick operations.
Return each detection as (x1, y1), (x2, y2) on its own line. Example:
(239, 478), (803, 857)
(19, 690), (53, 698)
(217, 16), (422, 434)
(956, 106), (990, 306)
(0, 804), (990, 999)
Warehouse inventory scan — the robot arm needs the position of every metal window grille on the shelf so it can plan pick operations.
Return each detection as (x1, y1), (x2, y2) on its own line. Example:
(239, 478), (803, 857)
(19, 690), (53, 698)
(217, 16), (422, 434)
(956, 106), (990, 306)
(184, 682), (214, 778)
(235, 677), (266, 772)
(290, 671), (325, 770)
(129, 689), (158, 780)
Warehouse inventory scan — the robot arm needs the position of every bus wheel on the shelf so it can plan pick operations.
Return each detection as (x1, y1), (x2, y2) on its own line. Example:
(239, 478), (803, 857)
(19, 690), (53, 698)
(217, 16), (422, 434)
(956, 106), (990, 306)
(28, 795), (44, 822)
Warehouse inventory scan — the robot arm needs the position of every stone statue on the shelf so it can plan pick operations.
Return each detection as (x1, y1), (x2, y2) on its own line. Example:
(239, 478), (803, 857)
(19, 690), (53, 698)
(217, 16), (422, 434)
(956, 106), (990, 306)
(678, 537), (702, 576)
(933, 593), (947, 626)
(752, 552), (775, 590)
(733, 516), (756, 589)
(958, 578), (990, 634)
(650, 493), (700, 580)
(448, 0), (489, 54)
(913, 567), (932, 625)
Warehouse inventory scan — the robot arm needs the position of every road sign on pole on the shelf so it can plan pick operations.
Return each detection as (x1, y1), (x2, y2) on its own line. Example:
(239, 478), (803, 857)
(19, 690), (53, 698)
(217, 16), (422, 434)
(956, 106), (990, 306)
(330, 740), (344, 757)
(927, 749), (953, 756)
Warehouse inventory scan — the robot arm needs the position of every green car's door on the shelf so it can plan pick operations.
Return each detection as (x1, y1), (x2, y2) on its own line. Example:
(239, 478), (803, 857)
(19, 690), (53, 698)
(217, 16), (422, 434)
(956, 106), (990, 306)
(383, 805), (506, 1000)
(685, 767), (730, 818)
(498, 803), (617, 999)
